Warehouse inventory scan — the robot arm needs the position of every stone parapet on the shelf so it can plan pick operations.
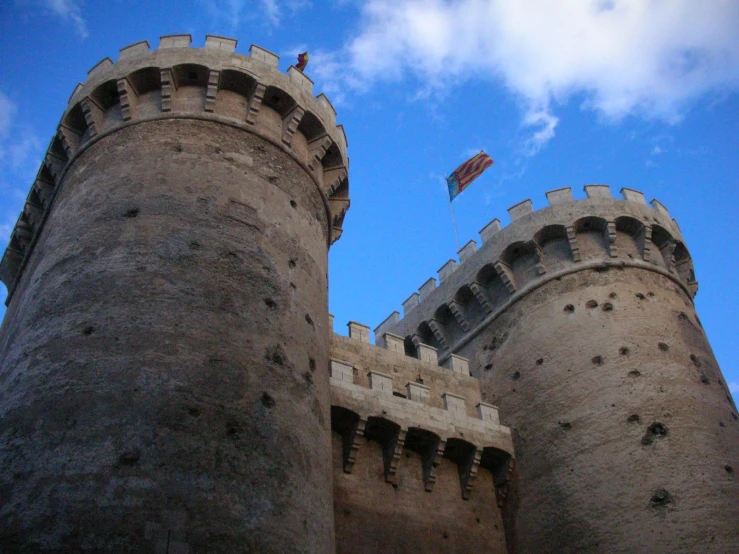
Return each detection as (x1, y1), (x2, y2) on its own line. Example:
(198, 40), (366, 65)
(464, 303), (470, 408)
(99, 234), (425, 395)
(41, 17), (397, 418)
(377, 185), (697, 361)
(0, 34), (350, 301)
(330, 326), (478, 402)
(335, 319), (483, 398)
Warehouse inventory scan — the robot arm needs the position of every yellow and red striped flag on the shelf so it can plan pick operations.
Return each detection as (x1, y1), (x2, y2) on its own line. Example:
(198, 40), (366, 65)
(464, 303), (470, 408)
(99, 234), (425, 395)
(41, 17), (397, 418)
(296, 52), (309, 72)
(446, 151), (494, 201)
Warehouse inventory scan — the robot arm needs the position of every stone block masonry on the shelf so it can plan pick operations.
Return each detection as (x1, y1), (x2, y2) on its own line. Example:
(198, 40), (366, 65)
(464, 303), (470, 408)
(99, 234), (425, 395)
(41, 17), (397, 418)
(381, 185), (739, 553)
(1, 34), (350, 301)
(0, 35), (349, 553)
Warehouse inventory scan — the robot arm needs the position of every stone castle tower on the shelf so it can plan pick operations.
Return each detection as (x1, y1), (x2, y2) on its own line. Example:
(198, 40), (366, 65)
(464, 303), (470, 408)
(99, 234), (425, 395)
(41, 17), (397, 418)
(0, 35), (736, 553)
(377, 189), (739, 552)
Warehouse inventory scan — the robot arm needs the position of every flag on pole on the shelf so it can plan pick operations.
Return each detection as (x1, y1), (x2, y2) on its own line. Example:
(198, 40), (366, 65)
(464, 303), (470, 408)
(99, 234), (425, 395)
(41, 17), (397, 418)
(446, 151), (494, 201)
(296, 52), (309, 71)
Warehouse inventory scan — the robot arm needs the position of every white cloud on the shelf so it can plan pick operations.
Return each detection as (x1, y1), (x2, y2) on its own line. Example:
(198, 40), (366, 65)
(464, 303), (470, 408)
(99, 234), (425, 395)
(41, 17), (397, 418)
(309, 49), (354, 105)
(200, 0), (247, 29)
(0, 220), (15, 241)
(730, 382), (739, 395)
(0, 90), (43, 223)
(42, 0), (88, 38)
(0, 94), (26, 260)
(7, 132), (44, 176)
(284, 43), (309, 59)
(522, 107), (559, 156)
(462, 147), (486, 159)
(318, 0), (739, 153)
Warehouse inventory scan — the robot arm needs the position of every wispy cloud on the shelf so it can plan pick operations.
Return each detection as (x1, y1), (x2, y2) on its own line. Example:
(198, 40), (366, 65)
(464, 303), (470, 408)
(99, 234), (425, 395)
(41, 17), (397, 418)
(308, 49), (356, 106)
(0, 220), (16, 241)
(314, 0), (739, 155)
(0, 91), (44, 254)
(38, 0), (88, 38)
(262, 0), (281, 26)
(462, 147), (486, 159)
(200, 0), (248, 29)
(0, 92), (43, 178)
(7, 132), (44, 176)
(199, 0), (309, 30)
(730, 382), (739, 395)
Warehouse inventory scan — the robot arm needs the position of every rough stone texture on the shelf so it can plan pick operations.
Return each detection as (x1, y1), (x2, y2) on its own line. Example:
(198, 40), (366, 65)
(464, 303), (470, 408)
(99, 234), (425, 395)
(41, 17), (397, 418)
(469, 268), (739, 553)
(1, 35), (350, 300)
(383, 190), (739, 552)
(0, 118), (333, 553)
(332, 436), (505, 554)
(0, 38), (348, 553)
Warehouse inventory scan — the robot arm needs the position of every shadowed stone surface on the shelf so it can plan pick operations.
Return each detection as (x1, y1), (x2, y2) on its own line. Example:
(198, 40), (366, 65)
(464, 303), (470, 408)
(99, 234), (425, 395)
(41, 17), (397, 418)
(0, 119), (335, 552)
(0, 36), (348, 553)
(328, 333), (513, 553)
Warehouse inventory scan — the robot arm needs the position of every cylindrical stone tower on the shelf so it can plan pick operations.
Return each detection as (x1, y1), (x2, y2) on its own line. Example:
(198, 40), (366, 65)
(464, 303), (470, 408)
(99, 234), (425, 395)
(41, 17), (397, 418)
(380, 185), (739, 553)
(0, 35), (349, 552)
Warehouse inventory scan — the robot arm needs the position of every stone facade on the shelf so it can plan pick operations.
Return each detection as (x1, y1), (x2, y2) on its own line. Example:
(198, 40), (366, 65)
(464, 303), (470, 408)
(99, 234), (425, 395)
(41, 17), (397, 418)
(0, 35), (736, 554)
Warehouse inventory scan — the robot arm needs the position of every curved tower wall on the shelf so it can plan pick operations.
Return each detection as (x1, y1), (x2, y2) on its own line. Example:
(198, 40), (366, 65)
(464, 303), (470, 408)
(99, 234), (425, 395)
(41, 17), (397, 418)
(381, 186), (739, 553)
(0, 35), (349, 552)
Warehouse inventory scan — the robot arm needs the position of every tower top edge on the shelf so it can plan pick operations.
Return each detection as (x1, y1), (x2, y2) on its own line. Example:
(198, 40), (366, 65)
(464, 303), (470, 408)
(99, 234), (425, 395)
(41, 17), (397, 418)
(66, 35), (345, 154)
(380, 184), (692, 335)
(0, 35), (352, 300)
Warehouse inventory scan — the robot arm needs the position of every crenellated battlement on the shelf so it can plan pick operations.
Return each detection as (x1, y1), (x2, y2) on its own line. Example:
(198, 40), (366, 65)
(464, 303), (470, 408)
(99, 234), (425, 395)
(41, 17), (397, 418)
(0, 35), (350, 302)
(336, 317), (473, 376)
(377, 185), (698, 363)
(329, 321), (513, 500)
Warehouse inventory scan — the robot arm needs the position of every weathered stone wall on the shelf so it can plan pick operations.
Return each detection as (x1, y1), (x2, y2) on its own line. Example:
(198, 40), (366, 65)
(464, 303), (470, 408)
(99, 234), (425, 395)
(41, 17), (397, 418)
(382, 187), (739, 552)
(329, 331), (514, 553)
(0, 36), (349, 553)
(467, 267), (739, 552)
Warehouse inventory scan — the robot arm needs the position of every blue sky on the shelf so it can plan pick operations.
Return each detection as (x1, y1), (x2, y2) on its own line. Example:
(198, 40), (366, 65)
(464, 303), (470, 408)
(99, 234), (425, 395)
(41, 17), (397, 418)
(1, 1), (737, 392)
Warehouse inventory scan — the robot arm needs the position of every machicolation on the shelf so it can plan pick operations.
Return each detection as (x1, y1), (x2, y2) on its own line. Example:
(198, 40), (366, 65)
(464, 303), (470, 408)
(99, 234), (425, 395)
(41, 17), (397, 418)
(376, 185), (697, 363)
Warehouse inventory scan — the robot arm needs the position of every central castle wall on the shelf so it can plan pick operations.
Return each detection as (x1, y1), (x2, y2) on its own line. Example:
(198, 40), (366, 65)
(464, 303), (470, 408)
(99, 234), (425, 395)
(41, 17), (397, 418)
(328, 324), (514, 553)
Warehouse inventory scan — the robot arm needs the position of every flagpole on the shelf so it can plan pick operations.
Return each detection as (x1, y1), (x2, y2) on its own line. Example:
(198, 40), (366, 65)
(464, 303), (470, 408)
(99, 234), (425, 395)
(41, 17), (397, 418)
(446, 176), (461, 252)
